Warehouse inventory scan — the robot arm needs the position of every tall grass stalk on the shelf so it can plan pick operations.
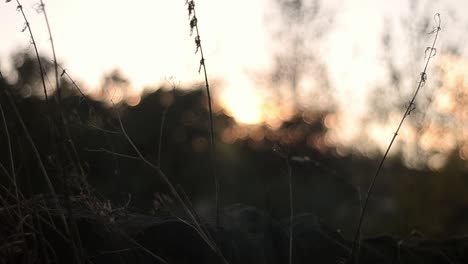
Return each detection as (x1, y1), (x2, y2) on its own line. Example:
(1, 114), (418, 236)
(8, 2), (65, 213)
(38, 2), (86, 261)
(185, 0), (220, 228)
(12, 0), (49, 103)
(348, 13), (442, 264)
(38, 0), (59, 102)
(40, 1), (87, 189)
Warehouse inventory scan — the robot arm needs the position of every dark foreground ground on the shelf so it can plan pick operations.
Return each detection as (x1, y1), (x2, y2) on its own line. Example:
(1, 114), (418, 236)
(2, 203), (467, 264)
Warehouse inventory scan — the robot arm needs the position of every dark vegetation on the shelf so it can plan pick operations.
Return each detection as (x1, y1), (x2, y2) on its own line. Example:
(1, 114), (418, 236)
(1, 51), (468, 264)
(1, 1), (468, 263)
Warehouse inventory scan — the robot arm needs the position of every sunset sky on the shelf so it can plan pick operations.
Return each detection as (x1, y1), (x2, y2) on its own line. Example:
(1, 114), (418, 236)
(1, 0), (467, 167)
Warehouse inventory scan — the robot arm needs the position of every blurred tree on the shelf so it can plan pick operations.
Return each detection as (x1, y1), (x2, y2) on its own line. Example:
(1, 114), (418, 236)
(266, 0), (334, 111)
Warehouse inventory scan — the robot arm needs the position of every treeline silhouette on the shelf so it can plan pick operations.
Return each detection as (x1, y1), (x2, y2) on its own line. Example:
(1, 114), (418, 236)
(1, 52), (468, 242)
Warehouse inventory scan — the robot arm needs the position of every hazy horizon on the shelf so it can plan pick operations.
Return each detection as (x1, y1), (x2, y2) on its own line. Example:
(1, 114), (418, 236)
(1, 0), (467, 169)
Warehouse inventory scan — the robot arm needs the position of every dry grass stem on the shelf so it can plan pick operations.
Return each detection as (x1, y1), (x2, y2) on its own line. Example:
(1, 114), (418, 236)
(348, 13), (442, 264)
(13, 0), (49, 103)
(38, 0), (59, 102)
(185, 0), (220, 227)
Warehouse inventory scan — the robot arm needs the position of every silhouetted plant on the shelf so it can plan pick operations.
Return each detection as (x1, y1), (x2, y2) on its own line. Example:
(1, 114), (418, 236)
(37, 2), (87, 262)
(8, 0), (49, 103)
(185, 0), (220, 228)
(348, 13), (442, 264)
(5, 4), (79, 256)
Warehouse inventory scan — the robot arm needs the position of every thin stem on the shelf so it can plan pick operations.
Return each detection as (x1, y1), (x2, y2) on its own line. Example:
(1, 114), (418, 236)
(56, 64), (88, 99)
(38, 3), (85, 261)
(39, 0), (59, 102)
(187, 0), (220, 230)
(14, 0), (49, 103)
(348, 13), (441, 264)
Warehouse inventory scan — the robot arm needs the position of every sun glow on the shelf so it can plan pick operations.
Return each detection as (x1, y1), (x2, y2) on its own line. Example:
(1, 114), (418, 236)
(220, 85), (263, 125)
(219, 78), (297, 127)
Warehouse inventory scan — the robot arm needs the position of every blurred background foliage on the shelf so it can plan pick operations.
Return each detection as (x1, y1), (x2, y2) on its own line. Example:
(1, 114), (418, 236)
(0, 47), (467, 240)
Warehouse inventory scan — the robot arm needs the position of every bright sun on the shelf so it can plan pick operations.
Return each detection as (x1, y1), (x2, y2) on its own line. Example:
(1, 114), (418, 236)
(220, 84), (263, 125)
